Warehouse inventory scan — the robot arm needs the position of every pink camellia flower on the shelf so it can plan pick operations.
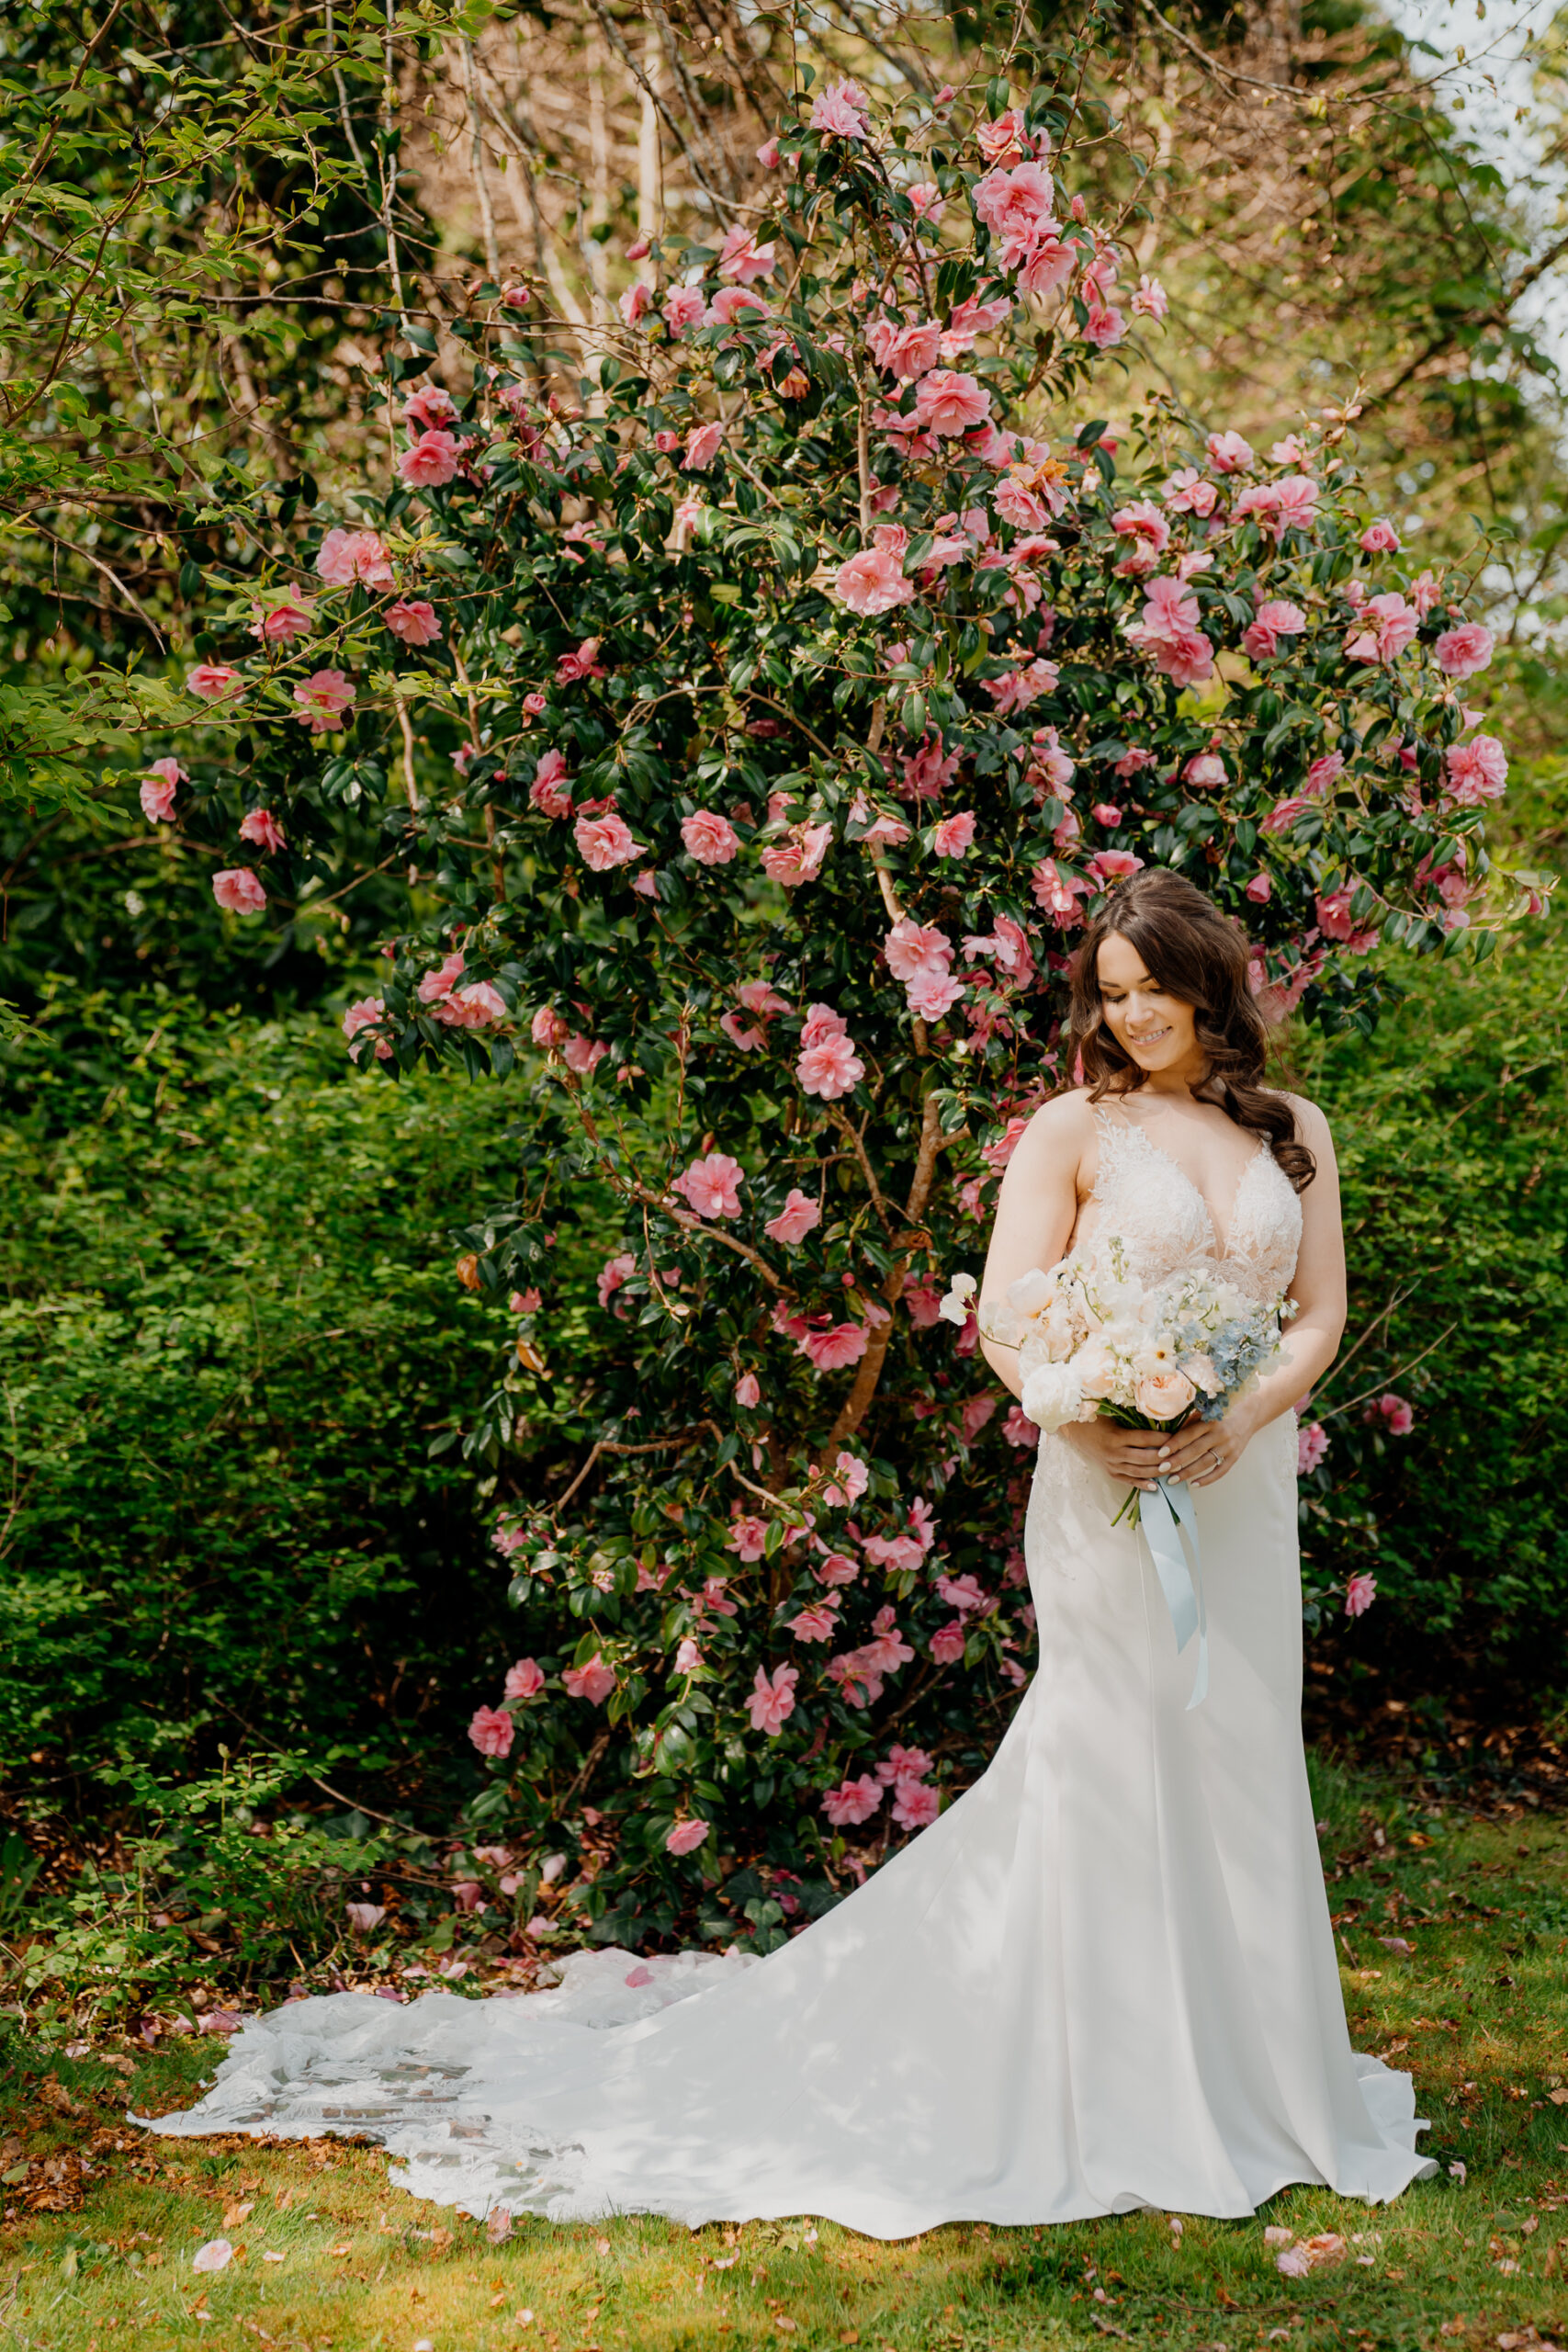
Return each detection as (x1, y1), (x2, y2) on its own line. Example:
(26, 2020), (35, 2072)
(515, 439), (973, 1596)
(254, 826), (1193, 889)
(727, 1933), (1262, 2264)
(468, 1704), (514, 1758)
(1443, 734), (1507, 806)
(1433, 622), (1494, 678)
(1002, 1405), (1040, 1449)
(1184, 750), (1227, 789)
(597, 1250), (637, 1310)
(530, 750), (573, 820)
(1297, 1421), (1329, 1476)
(315, 526), (394, 588)
(1086, 848), (1145, 886)
(821, 1448), (870, 1509)
(727, 1511), (769, 1562)
(503, 1657), (545, 1702)
(140, 757), (184, 823)
(1344, 593), (1418, 666)
(1409, 568), (1442, 616)
(672, 1150), (745, 1219)
(435, 981), (507, 1031)
(1016, 237), (1076, 300)
(398, 429), (463, 487)
(800, 1323), (870, 1372)
(735, 1370), (762, 1408)
(1090, 801), (1122, 828)
(531, 1004), (570, 1049)
(661, 286), (707, 336)
(1131, 274), (1168, 320)
(913, 369), (992, 436)
(756, 135), (780, 169)
(674, 1636), (703, 1674)
(972, 159), (1057, 266)
(682, 421), (726, 471)
(681, 809), (740, 865)
(797, 1026), (866, 1099)
(402, 385), (460, 434)
(292, 668), (355, 732)
(249, 594), (316, 645)
(930, 1620), (966, 1665)
(1243, 599), (1307, 662)
(809, 78), (870, 138)
(787, 1600), (840, 1643)
(665, 1818), (710, 1856)
(747, 1662), (799, 1735)
(239, 807), (285, 854)
(717, 221), (775, 284)
(1163, 467), (1217, 517)
(1205, 429), (1254, 473)
(384, 598), (443, 646)
(343, 997), (392, 1062)
(1376, 1392), (1416, 1435)
(975, 107), (1033, 165)
(1314, 888), (1379, 953)
(345, 1901), (386, 1933)
(558, 637), (605, 684)
(761, 820), (832, 886)
(212, 868), (266, 915)
(619, 280), (651, 327)
(562, 1655), (615, 1704)
(575, 810), (647, 870)
(186, 662), (245, 704)
(1122, 574), (1214, 686)
(833, 544), (914, 616)
(705, 286), (769, 329)
(764, 1188), (822, 1245)
(1030, 855), (1090, 928)
(932, 811), (976, 858)
(822, 1775), (884, 1826)
(1305, 750), (1345, 796)
(1344, 1572), (1377, 1618)
(892, 1779), (941, 1831)
(510, 1287), (542, 1313)
(1245, 871), (1271, 905)
(562, 1031), (606, 1074)
(1111, 499), (1170, 571)
(1359, 517), (1401, 554)
(501, 282), (530, 309)
(1083, 301), (1125, 350)
(866, 316), (943, 379)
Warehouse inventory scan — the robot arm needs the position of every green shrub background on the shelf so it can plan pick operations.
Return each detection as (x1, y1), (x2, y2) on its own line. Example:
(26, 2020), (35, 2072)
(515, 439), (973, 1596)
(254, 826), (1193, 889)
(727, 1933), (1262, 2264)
(0, 790), (1562, 1825)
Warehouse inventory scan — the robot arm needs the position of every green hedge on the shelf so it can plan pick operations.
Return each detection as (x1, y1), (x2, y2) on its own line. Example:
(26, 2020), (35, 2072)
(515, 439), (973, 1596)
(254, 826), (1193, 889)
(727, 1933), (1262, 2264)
(1302, 918), (1567, 1668)
(0, 990), (520, 1802)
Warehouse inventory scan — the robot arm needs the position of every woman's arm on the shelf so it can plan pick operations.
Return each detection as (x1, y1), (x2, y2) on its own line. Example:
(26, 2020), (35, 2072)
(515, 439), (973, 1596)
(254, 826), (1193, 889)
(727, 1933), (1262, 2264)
(975, 1093), (1090, 1402)
(1159, 1095), (1347, 1489)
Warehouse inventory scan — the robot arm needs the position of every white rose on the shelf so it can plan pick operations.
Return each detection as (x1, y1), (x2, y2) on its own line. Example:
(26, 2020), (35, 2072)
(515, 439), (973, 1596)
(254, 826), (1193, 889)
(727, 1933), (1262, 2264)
(1021, 1361), (1088, 1433)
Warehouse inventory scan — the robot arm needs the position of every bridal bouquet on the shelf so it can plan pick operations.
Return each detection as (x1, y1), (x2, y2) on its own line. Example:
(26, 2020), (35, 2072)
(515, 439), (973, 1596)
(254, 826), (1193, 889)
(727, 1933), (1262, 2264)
(944, 1245), (1292, 1710)
(946, 1241), (1291, 1517)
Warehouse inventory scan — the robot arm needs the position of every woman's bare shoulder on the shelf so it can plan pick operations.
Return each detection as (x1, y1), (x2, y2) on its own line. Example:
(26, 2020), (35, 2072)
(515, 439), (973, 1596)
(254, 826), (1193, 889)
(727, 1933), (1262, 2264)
(1277, 1090), (1336, 1148)
(1011, 1087), (1100, 1160)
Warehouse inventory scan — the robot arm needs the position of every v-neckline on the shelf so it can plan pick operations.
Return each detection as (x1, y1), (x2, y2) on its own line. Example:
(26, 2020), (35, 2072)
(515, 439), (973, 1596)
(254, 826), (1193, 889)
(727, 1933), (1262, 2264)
(1096, 1107), (1267, 1263)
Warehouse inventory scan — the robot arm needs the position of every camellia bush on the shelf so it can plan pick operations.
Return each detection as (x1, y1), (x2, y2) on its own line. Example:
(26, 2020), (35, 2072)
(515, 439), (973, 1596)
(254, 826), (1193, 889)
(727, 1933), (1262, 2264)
(152, 50), (1543, 1950)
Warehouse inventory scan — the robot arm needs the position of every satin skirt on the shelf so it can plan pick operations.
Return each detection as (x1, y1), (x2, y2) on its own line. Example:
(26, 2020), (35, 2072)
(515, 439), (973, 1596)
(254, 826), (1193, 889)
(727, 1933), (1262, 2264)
(140, 1412), (1435, 2236)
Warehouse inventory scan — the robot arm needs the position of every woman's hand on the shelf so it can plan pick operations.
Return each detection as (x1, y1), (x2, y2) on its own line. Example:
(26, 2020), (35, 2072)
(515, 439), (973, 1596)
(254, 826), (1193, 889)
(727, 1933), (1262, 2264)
(1156, 1400), (1259, 1488)
(1059, 1416), (1170, 1493)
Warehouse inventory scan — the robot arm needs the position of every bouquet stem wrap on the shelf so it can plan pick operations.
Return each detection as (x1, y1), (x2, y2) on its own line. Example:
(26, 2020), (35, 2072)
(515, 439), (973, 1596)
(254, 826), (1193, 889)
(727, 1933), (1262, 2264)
(1138, 1475), (1208, 1711)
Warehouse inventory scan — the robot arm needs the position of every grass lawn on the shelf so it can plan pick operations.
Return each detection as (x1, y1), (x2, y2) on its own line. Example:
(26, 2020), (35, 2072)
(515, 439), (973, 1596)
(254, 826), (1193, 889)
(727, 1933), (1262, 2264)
(2, 1761), (1565, 2352)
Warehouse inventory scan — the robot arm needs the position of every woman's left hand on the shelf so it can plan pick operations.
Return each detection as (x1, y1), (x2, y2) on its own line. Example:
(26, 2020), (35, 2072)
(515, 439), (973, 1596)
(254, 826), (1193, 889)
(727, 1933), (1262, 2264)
(1156, 1403), (1258, 1489)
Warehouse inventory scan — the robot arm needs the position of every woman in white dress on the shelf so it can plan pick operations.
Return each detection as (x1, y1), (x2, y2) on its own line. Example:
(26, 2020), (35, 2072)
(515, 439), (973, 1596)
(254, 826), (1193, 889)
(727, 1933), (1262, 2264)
(143, 869), (1435, 2234)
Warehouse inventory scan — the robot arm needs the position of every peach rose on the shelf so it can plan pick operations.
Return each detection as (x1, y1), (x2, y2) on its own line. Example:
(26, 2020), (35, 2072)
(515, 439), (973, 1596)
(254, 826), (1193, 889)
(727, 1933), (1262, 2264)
(1133, 1367), (1196, 1423)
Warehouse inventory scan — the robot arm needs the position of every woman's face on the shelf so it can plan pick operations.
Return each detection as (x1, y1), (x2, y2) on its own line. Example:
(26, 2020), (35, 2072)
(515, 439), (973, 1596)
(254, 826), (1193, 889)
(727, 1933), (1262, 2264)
(1095, 931), (1203, 1081)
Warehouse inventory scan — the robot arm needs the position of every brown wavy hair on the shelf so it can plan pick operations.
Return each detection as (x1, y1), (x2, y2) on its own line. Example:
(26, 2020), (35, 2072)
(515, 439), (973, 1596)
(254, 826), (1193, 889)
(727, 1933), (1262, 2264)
(1067, 868), (1316, 1192)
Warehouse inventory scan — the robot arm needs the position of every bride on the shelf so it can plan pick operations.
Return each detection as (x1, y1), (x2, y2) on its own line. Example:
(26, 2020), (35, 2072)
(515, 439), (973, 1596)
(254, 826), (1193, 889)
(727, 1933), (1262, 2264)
(143, 868), (1436, 2234)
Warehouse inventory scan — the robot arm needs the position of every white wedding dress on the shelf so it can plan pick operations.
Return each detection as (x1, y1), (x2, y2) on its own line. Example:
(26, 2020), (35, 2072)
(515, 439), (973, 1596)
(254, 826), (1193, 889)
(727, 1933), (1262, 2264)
(141, 1107), (1436, 2235)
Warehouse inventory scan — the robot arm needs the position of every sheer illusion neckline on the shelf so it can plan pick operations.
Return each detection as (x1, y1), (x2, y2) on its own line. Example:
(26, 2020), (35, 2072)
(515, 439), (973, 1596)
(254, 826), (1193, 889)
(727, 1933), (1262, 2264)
(1092, 1103), (1268, 1264)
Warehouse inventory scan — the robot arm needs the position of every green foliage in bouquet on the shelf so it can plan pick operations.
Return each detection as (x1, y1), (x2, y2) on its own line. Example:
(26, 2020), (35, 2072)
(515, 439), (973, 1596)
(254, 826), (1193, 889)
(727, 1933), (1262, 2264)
(141, 50), (1545, 1944)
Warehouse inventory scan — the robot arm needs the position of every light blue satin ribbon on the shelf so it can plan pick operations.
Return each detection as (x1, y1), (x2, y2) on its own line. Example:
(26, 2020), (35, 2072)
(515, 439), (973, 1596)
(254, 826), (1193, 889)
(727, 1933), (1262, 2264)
(1140, 1476), (1208, 1710)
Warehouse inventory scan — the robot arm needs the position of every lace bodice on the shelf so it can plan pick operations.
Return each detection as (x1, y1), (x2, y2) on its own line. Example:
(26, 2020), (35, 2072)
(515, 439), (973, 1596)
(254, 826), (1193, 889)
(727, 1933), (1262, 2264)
(1074, 1107), (1303, 1303)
